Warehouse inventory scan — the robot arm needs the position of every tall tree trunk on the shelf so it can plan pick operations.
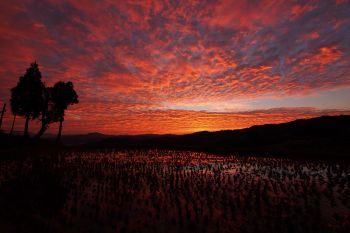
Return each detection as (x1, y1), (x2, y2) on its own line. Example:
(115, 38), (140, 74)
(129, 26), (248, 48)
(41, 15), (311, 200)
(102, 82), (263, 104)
(36, 112), (47, 139)
(24, 116), (30, 137)
(36, 124), (47, 139)
(56, 117), (63, 141)
(0, 103), (6, 130)
(10, 114), (16, 135)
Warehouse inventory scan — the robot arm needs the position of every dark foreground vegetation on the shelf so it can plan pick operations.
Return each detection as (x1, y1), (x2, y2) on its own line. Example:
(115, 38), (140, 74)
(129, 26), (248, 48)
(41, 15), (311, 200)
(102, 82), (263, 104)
(0, 149), (349, 233)
(73, 115), (350, 158)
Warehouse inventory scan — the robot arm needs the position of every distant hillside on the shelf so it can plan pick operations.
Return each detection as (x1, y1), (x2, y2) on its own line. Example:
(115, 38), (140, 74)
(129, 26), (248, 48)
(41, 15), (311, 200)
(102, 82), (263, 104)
(79, 115), (350, 158)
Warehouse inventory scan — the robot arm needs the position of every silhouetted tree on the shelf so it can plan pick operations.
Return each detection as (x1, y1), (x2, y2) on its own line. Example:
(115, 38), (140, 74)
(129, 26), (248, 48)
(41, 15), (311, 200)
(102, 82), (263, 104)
(10, 62), (45, 137)
(51, 81), (78, 141)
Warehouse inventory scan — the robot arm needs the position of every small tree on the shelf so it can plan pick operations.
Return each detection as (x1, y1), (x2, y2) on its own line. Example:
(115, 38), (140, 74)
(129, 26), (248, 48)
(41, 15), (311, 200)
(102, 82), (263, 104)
(10, 62), (45, 137)
(51, 81), (78, 141)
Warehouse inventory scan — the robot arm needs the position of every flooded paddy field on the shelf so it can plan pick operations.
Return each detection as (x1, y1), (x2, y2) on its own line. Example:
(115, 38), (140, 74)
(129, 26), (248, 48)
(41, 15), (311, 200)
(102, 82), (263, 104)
(0, 150), (349, 233)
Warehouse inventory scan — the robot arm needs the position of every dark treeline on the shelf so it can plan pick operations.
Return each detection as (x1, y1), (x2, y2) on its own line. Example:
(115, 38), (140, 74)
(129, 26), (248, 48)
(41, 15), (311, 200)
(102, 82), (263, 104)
(6, 61), (79, 141)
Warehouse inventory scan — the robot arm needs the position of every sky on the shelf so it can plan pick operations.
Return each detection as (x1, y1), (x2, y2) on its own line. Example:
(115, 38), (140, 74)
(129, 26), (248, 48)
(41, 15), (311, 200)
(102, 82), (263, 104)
(0, 0), (350, 135)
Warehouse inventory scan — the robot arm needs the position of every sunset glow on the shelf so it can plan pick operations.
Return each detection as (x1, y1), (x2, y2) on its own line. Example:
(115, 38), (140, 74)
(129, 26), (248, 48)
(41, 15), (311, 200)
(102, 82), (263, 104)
(0, 0), (350, 134)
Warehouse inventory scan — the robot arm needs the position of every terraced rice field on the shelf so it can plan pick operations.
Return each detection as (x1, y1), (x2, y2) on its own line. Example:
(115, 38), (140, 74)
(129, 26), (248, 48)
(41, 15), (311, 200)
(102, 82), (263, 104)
(0, 150), (349, 233)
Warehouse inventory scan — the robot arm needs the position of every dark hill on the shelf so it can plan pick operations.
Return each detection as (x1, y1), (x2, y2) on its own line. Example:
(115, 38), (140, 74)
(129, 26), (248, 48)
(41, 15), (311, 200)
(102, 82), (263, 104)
(83, 115), (350, 158)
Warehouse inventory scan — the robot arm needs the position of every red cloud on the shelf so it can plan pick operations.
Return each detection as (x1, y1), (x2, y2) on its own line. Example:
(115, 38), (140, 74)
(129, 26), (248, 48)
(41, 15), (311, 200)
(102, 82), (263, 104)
(300, 46), (343, 67)
(290, 4), (315, 19)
